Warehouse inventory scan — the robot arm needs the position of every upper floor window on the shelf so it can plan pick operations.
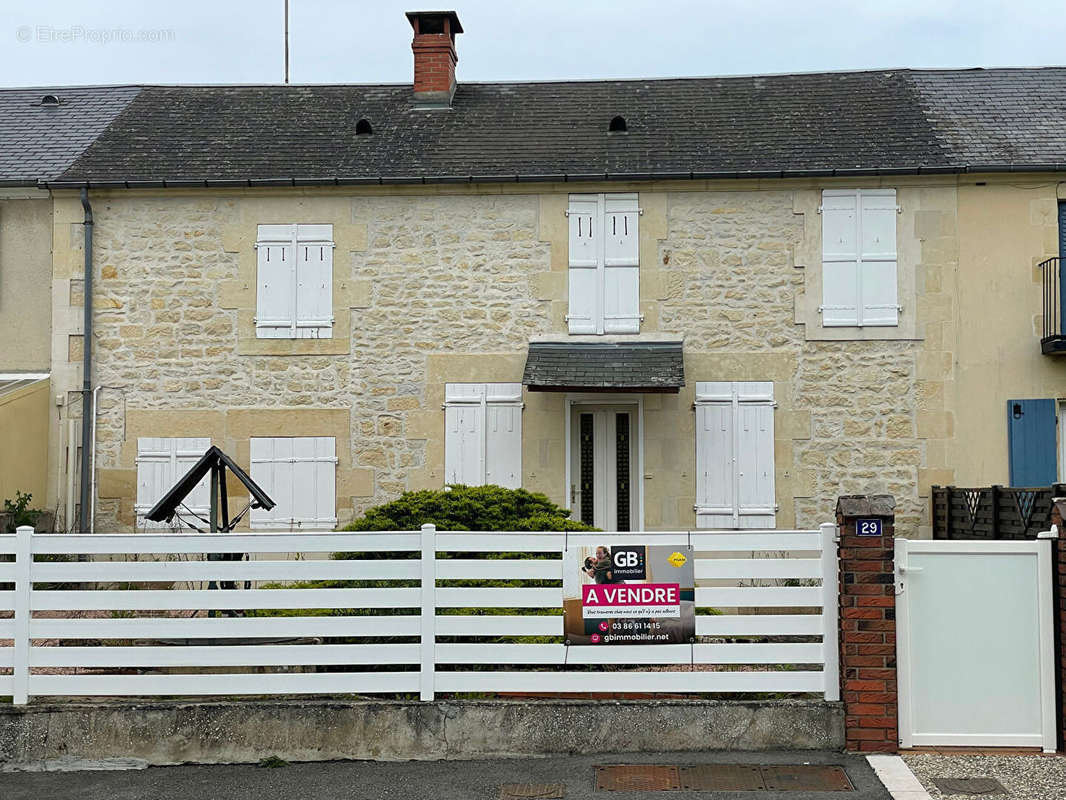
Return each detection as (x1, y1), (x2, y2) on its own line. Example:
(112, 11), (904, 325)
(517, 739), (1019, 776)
(821, 189), (898, 327)
(255, 224), (334, 339)
(567, 193), (640, 334)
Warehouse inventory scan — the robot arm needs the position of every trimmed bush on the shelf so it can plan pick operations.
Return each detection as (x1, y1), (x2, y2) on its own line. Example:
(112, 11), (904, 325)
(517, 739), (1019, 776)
(340, 485), (596, 533)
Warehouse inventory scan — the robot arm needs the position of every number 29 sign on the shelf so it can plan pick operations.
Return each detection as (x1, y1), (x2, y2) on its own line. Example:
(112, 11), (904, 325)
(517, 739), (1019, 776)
(855, 518), (883, 537)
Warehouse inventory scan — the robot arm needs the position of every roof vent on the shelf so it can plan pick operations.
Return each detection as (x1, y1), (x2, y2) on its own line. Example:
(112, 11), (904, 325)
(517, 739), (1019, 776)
(39, 94), (62, 107)
(355, 118), (373, 135)
(609, 116), (627, 132)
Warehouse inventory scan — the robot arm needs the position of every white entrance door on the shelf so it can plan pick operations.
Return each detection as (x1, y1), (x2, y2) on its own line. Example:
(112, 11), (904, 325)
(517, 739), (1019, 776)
(896, 538), (1057, 751)
(570, 406), (636, 531)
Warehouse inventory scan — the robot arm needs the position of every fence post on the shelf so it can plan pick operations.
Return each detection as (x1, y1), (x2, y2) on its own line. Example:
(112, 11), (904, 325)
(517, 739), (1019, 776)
(420, 523), (436, 702)
(1049, 499), (1065, 752)
(821, 522), (840, 702)
(837, 495), (897, 753)
(13, 525), (32, 705)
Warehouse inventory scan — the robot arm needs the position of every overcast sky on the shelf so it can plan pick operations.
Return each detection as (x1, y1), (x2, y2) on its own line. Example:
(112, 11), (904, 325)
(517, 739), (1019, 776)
(2, 0), (1064, 87)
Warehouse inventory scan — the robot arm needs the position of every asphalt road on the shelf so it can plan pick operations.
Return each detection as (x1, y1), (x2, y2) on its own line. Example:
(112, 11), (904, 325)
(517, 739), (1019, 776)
(0, 751), (891, 800)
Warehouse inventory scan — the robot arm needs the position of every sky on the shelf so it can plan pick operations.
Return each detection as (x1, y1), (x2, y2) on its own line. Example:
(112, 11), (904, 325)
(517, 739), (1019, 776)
(2, 0), (1065, 88)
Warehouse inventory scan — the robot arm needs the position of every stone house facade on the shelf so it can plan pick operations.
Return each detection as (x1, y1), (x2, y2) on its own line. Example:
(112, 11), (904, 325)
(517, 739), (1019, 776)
(18, 13), (1066, 536)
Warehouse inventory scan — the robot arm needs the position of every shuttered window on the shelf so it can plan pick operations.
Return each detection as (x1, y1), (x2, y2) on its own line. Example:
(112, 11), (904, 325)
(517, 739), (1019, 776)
(694, 382), (776, 529)
(249, 437), (338, 530)
(1007, 399), (1057, 487)
(444, 383), (522, 488)
(821, 189), (898, 327)
(255, 224), (334, 339)
(568, 193), (640, 334)
(135, 437), (211, 528)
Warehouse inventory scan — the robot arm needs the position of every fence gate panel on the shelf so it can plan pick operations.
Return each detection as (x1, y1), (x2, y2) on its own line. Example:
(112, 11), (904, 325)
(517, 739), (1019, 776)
(895, 538), (1057, 752)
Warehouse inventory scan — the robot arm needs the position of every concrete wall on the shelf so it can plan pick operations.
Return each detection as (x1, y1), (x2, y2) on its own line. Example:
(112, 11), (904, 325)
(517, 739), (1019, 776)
(44, 176), (1065, 536)
(0, 699), (843, 766)
(0, 193), (52, 371)
(0, 378), (49, 507)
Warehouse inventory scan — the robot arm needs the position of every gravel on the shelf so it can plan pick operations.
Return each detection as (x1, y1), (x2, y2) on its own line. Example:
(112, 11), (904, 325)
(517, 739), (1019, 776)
(902, 752), (1066, 799)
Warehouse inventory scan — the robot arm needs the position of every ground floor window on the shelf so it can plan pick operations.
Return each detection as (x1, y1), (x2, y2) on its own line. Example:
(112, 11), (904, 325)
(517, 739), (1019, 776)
(694, 381), (777, 529)
(443, 383), (522, 488)
(134, 437), (211, 529)
(249, 436), (337, 530)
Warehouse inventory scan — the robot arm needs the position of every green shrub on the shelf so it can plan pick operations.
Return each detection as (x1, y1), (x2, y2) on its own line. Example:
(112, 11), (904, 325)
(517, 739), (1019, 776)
(3, 490), (44, 532)
(340, 485), (595, 533)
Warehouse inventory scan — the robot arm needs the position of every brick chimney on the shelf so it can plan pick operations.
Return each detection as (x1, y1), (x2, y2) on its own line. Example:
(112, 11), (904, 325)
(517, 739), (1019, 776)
(406, 10), (463, 108)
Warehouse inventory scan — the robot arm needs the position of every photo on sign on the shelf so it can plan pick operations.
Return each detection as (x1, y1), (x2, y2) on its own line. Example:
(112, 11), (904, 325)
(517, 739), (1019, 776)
(563, 544), (695, 645)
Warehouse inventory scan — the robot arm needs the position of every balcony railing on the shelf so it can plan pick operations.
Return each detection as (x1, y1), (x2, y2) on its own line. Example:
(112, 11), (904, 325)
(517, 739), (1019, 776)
(1039, 256), (1066, 354)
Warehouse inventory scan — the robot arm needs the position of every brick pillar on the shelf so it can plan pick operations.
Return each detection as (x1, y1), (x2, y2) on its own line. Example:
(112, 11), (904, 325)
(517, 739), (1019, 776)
(1049, 499), (1065, 752)
(837, 494), (898, 753)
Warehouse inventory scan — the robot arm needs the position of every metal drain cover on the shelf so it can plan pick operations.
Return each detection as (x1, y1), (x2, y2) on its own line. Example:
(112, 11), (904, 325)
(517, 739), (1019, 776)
(499, 784), (565, 799)
(762, 765), (854, 792)
(680, 764), (765, 791)
(595, 765), (681, 792)
(932, 777), (1007, 795)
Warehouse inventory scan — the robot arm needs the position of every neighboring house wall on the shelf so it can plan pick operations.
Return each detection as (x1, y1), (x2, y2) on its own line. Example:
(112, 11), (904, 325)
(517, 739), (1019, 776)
(947, 182), (1065, 487)
(0, 192), (52, 370)
(0, 378), (50, 507)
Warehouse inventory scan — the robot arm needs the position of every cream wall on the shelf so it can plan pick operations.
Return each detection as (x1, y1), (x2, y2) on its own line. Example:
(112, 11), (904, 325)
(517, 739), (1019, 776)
(0, 378), (50, 507)
(0, 192), (52, 370)
(948, 181), (1066, 485)
(47, 176), (1035, 536)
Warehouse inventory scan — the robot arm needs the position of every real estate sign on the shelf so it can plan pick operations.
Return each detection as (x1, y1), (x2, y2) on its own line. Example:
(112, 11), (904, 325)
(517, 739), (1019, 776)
(563, 544), (695, 645)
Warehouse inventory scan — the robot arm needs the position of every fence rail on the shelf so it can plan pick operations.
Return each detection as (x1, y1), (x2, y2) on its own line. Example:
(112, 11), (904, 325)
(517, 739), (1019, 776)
(0, 524), (839, 704)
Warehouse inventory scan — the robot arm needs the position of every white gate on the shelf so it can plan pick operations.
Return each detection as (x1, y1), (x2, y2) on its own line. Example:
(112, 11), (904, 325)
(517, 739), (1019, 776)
(895, 537), (1057, 752)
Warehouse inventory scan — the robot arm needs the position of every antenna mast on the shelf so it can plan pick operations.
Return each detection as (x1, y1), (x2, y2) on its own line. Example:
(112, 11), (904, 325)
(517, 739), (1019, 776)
(284, 0), (290, 84)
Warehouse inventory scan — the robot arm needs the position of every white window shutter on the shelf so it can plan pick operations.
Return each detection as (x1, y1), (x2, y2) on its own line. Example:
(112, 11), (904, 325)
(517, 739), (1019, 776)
(289, 436), (337, 529)
(174, 438), (212, 513)
(255, 225), (296, 338)
(136, 437), (211, 529)
(603, 193), (640, 333)
(444, 384), (486, 485)
(821, 191), (860, 327)
(135, 438), (170, 517)
(694, 383), (735, 529)
(485, 383), (523, 489)
(694, 382), (776, 529)
(736, 383), (776, 528)
(250, 437), (288, 529)
(251, 437), (336, 530)
(295, 224), (334, 339)
(858, 190), (899, 326)
(567, 195), (599, 334)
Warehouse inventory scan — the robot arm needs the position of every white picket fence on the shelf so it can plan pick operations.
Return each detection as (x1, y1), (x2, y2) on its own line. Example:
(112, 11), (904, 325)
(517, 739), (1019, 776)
(0, 524), (839, 704)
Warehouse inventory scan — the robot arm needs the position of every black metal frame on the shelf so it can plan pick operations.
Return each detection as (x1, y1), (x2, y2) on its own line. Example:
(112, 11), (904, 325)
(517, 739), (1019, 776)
(1040, 257), (1066, 354)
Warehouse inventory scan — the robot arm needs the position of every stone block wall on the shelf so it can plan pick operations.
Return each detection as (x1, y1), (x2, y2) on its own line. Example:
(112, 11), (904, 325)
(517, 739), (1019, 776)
(46, 181), (956, 532)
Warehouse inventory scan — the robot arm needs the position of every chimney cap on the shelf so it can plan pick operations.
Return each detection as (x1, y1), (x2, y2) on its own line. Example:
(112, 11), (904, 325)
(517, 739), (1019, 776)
(406, 10), (463, 36)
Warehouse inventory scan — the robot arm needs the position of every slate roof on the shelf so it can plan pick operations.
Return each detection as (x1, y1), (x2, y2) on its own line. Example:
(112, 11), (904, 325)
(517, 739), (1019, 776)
(5, 68), (1066, 186)
(41, 68), (1066, 186)
(523, 342), (685, 392)
(0, 86), (140, 183)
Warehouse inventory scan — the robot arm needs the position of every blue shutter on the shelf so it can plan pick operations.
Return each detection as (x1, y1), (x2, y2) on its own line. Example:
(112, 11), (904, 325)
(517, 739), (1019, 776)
(1007, 399), (1057, 486)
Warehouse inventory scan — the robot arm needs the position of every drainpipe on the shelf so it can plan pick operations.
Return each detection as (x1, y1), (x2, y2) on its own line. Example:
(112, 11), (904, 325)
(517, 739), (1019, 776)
(78, 188), (93, 532)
